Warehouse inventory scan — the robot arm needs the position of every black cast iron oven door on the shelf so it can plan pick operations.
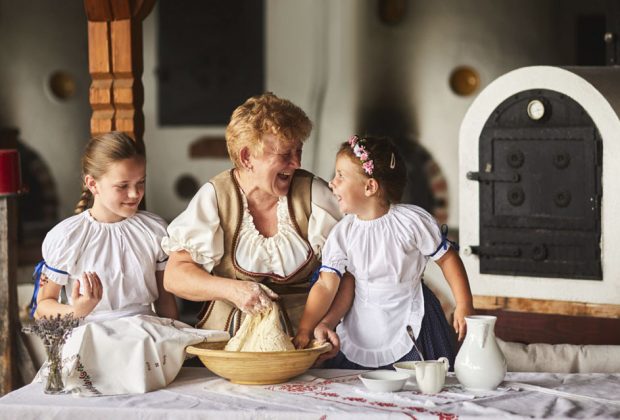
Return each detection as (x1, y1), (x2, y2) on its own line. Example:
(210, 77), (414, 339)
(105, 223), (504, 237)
(468, 88), (602, 280)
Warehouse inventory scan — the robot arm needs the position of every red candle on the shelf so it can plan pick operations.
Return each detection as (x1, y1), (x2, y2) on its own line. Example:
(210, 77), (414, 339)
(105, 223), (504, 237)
(0, 149), (21, 195)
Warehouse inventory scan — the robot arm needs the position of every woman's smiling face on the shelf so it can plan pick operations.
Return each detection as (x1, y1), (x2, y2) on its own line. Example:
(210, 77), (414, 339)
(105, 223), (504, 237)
(329, 154), (368, 216)
(250, 133), (303, 197)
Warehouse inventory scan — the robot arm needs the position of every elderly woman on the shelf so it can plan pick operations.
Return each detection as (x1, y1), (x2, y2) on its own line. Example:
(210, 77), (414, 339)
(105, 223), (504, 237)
(162, 92), (342, 348)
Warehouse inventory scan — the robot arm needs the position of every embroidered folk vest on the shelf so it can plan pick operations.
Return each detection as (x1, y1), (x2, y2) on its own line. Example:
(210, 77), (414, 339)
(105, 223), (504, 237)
(196, 168), (320, 336)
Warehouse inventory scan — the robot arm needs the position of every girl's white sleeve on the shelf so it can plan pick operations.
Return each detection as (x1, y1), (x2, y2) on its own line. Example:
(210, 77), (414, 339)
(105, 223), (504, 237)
(308, 176), (342, 258)
(399, 205), (448, 260)
(40, 220), (78, 286)
(319, 217), (350, 275)
(161, 183), (223, 272)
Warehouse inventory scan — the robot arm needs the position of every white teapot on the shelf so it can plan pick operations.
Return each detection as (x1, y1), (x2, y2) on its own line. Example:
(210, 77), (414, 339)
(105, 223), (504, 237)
(454, 315), (506, 390)
(414, 357), (449, 394)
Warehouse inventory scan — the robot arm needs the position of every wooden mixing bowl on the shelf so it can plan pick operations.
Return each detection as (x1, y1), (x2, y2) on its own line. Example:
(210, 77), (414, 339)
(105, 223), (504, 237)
(185, 340), (332, 385)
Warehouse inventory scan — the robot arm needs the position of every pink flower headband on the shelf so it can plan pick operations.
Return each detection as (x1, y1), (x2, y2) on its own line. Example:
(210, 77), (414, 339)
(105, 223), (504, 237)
(348, 135), (374, 176)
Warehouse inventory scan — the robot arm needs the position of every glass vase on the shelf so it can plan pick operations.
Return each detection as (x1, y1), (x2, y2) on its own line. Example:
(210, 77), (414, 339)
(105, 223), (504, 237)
(43, 343), (65, 394)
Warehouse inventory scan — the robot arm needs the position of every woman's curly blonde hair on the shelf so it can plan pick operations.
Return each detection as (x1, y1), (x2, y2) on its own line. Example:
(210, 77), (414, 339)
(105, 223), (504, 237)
(225, 92), (312, 168)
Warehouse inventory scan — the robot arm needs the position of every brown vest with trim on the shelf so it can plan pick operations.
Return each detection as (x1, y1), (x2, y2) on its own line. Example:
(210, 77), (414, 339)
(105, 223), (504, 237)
(196, 168), (320, 336)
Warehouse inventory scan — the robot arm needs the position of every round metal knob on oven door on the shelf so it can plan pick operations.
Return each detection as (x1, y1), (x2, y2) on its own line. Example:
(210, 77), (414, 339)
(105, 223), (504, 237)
(553, 190), (571, 208)
(507, 187), (525, 206)
(506, 150), (524, 168)
(553, 152), (570, 169)
(530, 244), (548, 261)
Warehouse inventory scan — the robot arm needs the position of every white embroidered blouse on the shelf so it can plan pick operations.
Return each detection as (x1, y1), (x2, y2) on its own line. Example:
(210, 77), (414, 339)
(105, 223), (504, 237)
(162, 177), (341, 276)
(40, 210), (169, 322)
(320, 204), (449, 367)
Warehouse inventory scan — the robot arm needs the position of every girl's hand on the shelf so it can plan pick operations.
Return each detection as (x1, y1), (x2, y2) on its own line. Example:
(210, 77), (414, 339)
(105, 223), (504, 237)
(453, 303), (475, 341)
(313, 322), (340, 365)
(293, 329), (312, 349)
(71, 272), (103, 317)
(231, 282), (279, 315)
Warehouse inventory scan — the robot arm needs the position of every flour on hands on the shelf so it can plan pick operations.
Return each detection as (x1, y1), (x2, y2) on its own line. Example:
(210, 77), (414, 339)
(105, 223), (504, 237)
(225, 289), (294, 352)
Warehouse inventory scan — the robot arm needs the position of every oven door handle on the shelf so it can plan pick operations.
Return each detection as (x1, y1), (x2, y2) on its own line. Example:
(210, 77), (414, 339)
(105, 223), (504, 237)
(465, 245), (521, 258)
(466, 171), (520, 183)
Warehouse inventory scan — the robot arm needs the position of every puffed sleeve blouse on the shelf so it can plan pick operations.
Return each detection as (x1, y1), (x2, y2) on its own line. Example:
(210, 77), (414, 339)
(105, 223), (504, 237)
(41, 210), (169, 321)
(320, 204), (449, 280)
(162, 177), (341, 276)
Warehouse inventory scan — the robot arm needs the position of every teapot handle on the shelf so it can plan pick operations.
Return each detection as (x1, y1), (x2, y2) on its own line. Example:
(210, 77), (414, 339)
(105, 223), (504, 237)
(437, 357), (449, 372)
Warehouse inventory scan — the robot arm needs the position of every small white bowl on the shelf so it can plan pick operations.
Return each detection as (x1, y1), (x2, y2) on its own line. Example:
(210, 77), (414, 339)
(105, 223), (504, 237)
(392, 361), (417, 380)
(359, 370), (409, 392)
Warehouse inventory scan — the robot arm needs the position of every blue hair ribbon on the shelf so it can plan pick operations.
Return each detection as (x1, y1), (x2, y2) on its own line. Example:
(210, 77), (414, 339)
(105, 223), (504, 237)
(309, 265), (343, 288)
(29, 260), (68, 318)
(429, 224), (459, 258)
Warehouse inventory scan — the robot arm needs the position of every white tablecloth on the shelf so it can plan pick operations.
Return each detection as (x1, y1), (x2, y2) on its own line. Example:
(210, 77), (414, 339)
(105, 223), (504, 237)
(1, 368), (619, 419)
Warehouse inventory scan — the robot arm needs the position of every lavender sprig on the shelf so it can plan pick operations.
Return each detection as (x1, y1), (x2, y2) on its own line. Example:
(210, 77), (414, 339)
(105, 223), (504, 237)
(23, 313), (82, 394)
(22, 313), (81, 347)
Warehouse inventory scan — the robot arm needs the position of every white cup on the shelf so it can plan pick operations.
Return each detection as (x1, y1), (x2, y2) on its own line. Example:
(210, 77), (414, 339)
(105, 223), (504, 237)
(414, 357), (449, 394)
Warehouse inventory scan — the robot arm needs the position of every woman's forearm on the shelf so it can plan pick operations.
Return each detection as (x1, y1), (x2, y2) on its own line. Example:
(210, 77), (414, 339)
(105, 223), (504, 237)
(163, 250), (238, 302)
(155, 271), (179, 319)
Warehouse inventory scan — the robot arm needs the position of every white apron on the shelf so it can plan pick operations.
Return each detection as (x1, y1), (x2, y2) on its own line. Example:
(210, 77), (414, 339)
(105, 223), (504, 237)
(337, 279), (425, 367)
(34, 315), (229, 396)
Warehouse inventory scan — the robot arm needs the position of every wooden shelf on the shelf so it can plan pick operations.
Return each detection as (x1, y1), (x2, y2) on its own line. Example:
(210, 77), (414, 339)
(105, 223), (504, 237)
(474, 295), (620, 345)
(474, 295), (620, 319)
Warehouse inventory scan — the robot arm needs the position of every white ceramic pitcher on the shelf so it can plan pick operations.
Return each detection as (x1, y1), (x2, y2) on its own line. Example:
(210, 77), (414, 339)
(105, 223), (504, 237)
(454, 315), (506, 390)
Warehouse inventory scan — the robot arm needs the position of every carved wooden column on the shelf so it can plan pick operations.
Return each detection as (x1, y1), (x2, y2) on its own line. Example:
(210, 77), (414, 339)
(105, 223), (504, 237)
(84, 0), (155, 145)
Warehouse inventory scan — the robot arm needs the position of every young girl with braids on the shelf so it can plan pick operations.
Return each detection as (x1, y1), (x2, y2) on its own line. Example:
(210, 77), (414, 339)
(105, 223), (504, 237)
(294, 135), (474, 369)
(30, 132), (225, 396)
(33, 131), (177, 322)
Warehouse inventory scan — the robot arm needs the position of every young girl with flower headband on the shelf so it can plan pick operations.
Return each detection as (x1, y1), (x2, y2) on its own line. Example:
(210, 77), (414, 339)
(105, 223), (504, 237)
(294, 135), (474, 369)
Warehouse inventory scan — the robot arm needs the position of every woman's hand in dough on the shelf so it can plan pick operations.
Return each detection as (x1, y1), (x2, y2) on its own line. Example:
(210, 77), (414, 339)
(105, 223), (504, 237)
(232, 281), (279, 315)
